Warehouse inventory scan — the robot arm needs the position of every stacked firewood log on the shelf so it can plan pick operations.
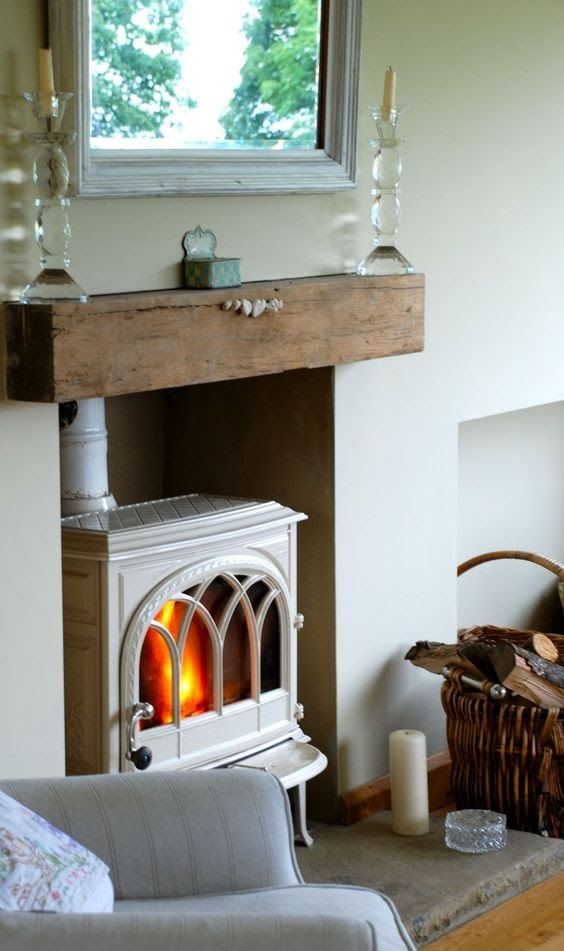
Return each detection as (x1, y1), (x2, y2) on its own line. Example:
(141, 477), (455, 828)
(405, 626), (564, 709)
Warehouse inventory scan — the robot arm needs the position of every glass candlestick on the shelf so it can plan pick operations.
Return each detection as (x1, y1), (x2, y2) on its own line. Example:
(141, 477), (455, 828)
(357, 106), (414, 276)
(20, 92), (87, 303)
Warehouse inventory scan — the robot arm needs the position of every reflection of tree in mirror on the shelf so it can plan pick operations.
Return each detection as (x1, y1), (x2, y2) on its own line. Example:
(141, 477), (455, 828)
(92, 0), (195, 137)
(221, 0), (320, 146)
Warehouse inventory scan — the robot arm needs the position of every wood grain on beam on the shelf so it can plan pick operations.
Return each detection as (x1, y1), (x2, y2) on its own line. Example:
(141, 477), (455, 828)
(4, 273), (424, 403)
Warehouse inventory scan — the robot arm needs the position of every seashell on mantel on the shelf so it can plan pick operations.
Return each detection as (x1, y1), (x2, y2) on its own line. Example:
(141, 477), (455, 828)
(221, 296), (284, 317)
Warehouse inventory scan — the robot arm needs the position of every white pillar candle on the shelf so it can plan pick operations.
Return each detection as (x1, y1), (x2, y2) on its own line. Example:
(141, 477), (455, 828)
(389, 729), (430, 836)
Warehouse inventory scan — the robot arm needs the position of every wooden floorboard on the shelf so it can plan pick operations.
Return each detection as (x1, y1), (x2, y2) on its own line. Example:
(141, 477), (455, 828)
(425, 870), (564, 949)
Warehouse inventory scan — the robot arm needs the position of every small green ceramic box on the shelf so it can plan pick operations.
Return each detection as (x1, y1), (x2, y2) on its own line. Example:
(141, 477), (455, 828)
(182, 225), (241, 289)
(184, 256), (241, 289)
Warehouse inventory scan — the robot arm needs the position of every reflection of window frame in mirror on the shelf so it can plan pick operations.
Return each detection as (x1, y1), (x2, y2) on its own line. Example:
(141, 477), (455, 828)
(48, 0), (362, 198)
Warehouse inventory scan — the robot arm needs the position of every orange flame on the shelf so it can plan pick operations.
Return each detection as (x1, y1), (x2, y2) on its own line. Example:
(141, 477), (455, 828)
(180, 611), (210, 717)
(139, 600), (211, 727)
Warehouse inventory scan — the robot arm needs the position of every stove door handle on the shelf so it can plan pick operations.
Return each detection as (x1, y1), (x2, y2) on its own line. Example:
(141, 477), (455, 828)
(126, 702), (154, 770)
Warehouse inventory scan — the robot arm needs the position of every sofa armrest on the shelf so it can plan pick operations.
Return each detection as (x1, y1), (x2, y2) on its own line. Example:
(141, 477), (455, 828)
(0, 910), (382, 951)
(0, 769), (302, 900)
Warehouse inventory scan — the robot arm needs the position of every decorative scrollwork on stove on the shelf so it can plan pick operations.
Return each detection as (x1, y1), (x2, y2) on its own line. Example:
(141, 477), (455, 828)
(134, 554), (286, 627)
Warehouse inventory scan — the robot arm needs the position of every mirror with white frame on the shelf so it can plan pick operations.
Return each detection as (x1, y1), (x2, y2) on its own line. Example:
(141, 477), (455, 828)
(49, 0), (362, 197)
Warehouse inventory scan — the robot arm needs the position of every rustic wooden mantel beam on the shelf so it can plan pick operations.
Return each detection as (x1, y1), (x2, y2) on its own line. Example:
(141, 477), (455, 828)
(3, 272), (425, 403)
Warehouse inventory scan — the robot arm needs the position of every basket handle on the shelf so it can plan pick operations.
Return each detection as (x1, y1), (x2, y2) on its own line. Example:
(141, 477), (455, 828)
(458, 550), (564, 581)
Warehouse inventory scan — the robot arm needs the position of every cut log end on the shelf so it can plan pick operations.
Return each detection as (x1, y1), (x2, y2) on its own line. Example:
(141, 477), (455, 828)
(527, 632), (559, 663)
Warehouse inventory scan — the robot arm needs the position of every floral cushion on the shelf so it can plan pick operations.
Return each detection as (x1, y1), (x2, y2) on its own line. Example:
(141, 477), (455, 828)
(0, 789), (113, 913)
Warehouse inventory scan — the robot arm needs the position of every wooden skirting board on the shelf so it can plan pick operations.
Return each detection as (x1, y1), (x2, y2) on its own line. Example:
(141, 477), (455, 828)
(3, 272), (425, 403)
(338, 750), (452, 825)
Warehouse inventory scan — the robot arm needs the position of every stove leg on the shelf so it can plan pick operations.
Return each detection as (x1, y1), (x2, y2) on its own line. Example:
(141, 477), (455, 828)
(290, 782), (313, 847)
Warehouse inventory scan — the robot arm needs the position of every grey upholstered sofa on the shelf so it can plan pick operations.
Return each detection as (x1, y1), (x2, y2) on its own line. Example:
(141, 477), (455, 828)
(0, 769), (415, 950)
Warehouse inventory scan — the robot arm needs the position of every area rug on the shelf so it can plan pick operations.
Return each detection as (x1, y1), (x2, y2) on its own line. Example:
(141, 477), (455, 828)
(297, 812), (564, 946)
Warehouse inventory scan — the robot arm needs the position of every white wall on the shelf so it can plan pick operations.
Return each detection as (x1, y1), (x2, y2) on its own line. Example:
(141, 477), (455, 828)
(458, 403), (564, 632)
(335, 0), (564, 790)
(0, 403), (64, 777)
(0, 1), (66, 778)
(3, 0), (564, 791)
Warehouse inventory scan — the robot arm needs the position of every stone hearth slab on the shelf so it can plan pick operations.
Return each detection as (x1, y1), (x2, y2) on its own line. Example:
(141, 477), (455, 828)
(297, 811), (564, 947)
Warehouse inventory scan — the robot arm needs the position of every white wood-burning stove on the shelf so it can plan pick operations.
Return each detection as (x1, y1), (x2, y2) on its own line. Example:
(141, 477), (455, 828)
(61, 493), (326, 843)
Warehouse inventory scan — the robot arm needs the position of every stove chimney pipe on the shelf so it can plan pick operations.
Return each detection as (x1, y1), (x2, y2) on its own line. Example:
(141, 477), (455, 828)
(59, 397), (116, 516)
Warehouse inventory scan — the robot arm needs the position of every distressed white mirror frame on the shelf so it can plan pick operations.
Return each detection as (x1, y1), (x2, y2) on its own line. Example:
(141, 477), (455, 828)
(48, 0), (362, 197)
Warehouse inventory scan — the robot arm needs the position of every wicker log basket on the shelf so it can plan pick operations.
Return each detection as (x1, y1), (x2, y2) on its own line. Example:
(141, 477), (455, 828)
(443, 550), (564, 838)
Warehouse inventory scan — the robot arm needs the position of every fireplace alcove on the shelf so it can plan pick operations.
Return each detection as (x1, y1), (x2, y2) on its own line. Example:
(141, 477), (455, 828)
(3, 273), (425, 820)
(108, 370), (339, 819)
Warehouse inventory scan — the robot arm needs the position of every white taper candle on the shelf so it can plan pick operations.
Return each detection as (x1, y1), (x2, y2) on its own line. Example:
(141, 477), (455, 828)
(382, 66), (396, 114)
(39, 48), (55, 116)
